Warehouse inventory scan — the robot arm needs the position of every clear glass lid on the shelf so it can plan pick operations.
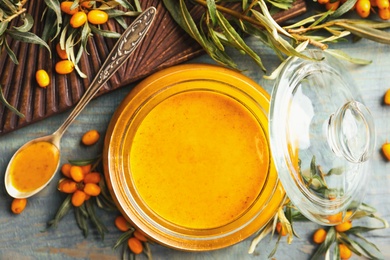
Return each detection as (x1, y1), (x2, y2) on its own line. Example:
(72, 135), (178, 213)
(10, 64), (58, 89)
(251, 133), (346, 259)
(269, 50), (376, 225)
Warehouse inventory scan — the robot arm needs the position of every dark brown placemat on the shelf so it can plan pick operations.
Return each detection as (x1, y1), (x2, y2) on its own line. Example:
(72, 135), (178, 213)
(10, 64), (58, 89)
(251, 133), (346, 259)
(0, 0), (306, 136)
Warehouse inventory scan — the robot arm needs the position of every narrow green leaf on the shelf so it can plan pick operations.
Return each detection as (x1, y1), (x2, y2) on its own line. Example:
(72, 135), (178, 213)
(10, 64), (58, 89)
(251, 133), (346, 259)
(4, 40), (19, 64)
(113, 16), (128, 29)
(164, 0), (237, 68)
(47, 195), (72, 228)
(206, 0), (217, 25)
(332, 0), (357, 18)
(0, 85), (24, 118)
(338, 233), (384, 259)
(114, 0), (136, 10)
(41, 9), (59, 42)
(134, 0), (142, 12)
(163, 0), (207, 47)
(113, 229), (134, 249)
(266, 0), (292, 10)
(251, 10), (313, 61)
(309, 10), (332, 28)
(105, 9), (139, 18)
(326, 166), (345, 176)
(90, 24), (121, 38)
(13, 13), (34, 32)
(215, 11), (266, 71)
(336, 21), (390, 44)
(1, 0), (17, 13)
(75, 206), (89, 237)
(264, 40), (309, 80)
(68, 159), (96, 166)
(325, 49), (371, 65)
(85, 200), (108, 239)
(0, 21), (9, 35)
(44, 0), (62, 39)
(268, 234), (282, 258)
(7, 30), (52, 57)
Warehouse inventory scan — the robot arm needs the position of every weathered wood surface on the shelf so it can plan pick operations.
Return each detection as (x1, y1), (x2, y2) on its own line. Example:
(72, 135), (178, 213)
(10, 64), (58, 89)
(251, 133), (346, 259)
(0, 35), (389, 260)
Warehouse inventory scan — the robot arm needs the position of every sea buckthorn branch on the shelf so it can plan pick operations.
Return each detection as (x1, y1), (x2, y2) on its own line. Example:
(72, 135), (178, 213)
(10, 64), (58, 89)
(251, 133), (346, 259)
(42, 0), (142, 78)
(46, 153), (115, 239)
(163, 0), (390, 73)
(0, 0), (51, 114)
(248, 200), (388, 259)
(113, 215), (153, 259)
(0, 0), (50, 64)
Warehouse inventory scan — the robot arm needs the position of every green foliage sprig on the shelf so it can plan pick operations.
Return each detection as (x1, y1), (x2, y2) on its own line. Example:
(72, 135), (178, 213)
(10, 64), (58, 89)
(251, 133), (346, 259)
(42, 0), (142, 78)
(163, 0), (390, 72)
(0, 0), (51, 64)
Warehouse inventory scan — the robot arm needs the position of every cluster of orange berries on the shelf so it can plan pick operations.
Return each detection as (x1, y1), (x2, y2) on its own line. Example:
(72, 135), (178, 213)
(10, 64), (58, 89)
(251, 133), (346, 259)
(60, 1), (109, 28)
(317, 0), (390, 20)
(115, 215), (148, 255)
(382, 90), (390, 159)
(58, 163), (102, 207)
(58, 129), (101, 207)
(35, 1), (111, 87)
(312, 211), (354, 259)
(275, 211), (354, 259)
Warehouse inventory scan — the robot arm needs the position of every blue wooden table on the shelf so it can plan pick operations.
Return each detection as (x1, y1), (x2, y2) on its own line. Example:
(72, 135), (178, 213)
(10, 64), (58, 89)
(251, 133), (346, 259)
(0, 36), (389, 259)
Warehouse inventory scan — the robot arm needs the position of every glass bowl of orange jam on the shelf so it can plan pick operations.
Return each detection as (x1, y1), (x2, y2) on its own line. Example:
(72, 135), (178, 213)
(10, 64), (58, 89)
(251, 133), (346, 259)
(103, 64), (285, 251)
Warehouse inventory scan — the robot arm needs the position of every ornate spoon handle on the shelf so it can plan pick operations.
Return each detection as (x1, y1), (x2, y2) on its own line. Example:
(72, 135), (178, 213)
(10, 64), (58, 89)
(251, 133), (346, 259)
(54, 7), (156, 137)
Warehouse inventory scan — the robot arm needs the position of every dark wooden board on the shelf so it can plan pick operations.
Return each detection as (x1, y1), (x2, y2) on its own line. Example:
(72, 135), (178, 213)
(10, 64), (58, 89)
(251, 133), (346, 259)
(0, 0), (306, 135)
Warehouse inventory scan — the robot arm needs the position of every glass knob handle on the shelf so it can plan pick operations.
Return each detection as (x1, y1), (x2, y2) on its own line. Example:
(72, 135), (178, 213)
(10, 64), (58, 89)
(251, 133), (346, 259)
(327, 101), (376, 163)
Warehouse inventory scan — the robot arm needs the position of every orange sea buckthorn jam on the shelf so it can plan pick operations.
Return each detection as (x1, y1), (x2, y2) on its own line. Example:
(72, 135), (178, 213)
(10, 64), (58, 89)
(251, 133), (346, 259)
(130, 90), (270, 229)
(9, 141), (59, 192)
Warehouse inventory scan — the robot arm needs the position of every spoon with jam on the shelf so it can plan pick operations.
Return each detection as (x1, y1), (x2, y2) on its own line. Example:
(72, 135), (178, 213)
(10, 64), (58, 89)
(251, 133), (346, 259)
(4, 7), (156, 199)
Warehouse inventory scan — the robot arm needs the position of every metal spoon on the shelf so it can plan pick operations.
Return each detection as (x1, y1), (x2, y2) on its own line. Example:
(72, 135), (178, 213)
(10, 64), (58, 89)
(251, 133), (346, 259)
(4, 7), (156, 199)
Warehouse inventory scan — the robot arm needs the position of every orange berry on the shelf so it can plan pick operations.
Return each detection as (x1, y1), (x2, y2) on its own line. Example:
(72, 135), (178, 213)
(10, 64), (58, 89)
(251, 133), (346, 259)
(84, 172), (101, 184)
(61, 163), (72, 178)
(80, 164), (92, 175)
(326, 0), (340, 10)
(335, 221), (353, 232)
(134, 230), (148, 242)
(36, 69), (50, 88)
(81, 129), (100, 146)
(70, 11), (87, 28)
(56, 43), (68, 60)
(58, 179), (78, 193)
(313, 228), (327, 244)
(87, 10), (109, 25)
(327, 211), (353, 224)
(115, 215), (130, 232)
(128, 237), (143, 255)
(60, 1), (79, 15)
(376, 0), (390, 9)
(276, 222), (287, 236)
(339, 243), (352, 259)
(83, 183), (101, 196)
(55, 60), (74, 75)
(379, 8), (390, 19)
(355, 0), (371, 18)
(72, 190), (87, 207)
(70, 165), (85, 182)
(382, 142), (390, 160)
(318, 0), (330, 4)
(80, 1), (93, 8)
(11, 198), (27, 214)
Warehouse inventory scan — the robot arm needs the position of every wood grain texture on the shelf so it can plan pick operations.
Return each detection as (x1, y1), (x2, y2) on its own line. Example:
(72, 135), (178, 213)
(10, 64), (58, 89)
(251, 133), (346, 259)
(0, 0), (306, 135)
